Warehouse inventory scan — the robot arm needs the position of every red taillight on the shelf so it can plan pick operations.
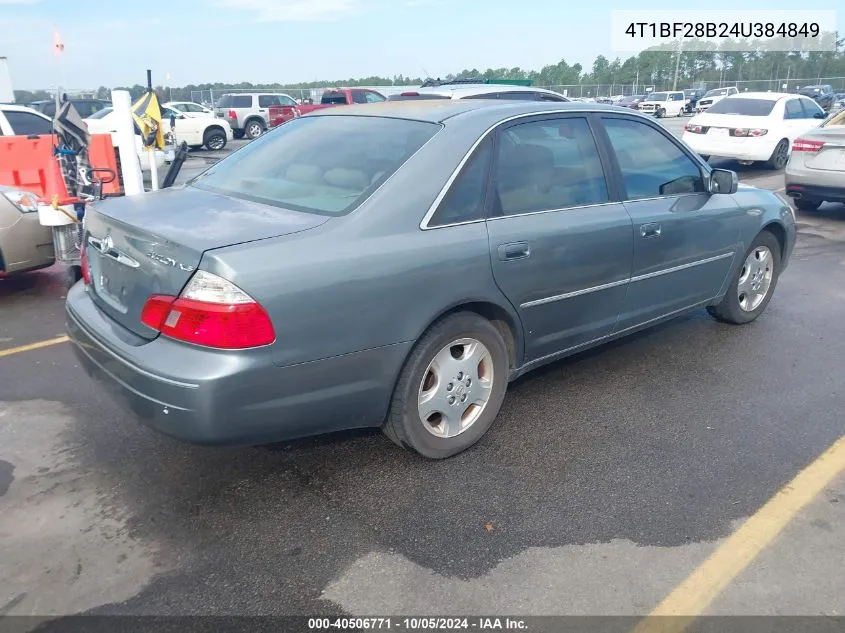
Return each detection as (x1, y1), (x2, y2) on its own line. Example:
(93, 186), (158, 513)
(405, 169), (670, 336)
(685, 123), (705, 134)
(792, 138), (825, 153)
(730, 128), (768, 137)
(80, 247), (91, 285)
(140, 271), (275, 349)
(227, 109), (237, 119)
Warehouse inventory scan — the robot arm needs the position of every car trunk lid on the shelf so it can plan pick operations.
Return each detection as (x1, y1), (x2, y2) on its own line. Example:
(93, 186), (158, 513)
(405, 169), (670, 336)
(83, 186), (329, 339)
(797, 128), (845, 172)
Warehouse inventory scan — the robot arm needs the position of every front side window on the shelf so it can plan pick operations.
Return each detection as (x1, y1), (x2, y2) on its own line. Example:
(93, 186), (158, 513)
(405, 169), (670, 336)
(602, 117), (705, 199)
(191, 116), (440, 216)
(351, 91), (369, 104)
(428, 137), (493, 227)
(258, 95), (281, 108)
(799, 98), (824, 118)
(186, 103), (206, 113)
(494, 117), (609, 216)
(365, 91), (386, 103)
(4, 111), (52, 135)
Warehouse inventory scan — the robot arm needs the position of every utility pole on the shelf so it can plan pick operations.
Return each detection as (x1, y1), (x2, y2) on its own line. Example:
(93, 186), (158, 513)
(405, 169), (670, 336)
(673, 39), (683, 90)
(635, 69), (639, 95)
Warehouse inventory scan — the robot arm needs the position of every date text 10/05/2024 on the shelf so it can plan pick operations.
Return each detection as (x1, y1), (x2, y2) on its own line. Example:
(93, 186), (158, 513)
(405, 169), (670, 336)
(307, 617), (528, 630)
(624, 22), (820, 39)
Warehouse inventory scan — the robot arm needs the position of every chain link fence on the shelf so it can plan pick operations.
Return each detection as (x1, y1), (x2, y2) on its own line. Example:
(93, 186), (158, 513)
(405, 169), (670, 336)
(187, 77), (845, 105)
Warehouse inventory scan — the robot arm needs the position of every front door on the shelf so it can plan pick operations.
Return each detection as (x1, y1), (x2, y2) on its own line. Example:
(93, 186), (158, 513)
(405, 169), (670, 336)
(596, 115), (744, 331)
(485, 115), (634, 364)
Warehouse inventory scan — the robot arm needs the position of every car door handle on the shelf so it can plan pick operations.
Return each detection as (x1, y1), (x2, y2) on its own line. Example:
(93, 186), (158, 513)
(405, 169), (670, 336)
(640, 223), (662, 238)
(498, 242), (530, 261)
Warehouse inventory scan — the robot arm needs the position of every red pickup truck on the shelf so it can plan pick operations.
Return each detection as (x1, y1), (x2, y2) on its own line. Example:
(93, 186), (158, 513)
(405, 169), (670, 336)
(268, 88), (387, 128)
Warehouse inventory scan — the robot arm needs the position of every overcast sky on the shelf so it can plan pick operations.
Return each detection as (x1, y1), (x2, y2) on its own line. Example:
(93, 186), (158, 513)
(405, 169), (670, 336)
(1, 0), (842, 90)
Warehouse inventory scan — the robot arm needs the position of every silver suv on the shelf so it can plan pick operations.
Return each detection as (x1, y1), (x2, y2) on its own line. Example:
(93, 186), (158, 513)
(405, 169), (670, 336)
(214, 93), (298, 139)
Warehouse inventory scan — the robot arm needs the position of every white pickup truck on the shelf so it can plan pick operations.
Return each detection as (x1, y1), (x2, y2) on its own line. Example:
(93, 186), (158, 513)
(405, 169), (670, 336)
(637, 91), (689, 118)
(695, 87), (739, 112)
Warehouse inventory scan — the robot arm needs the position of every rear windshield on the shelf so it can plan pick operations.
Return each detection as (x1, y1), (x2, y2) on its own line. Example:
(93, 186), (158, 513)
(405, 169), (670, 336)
(191, 116), (440, 216)
(321, 91), (348, 105)
(706, 98), (776, 116)
(387, 93), (451, 101)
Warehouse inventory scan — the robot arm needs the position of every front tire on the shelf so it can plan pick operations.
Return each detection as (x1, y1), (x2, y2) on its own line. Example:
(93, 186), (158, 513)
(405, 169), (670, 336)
(656, 108), (665, 118)
(707, 231), (781, 325)
(203, 129), (227, 151)
(383, 312), (509, 459)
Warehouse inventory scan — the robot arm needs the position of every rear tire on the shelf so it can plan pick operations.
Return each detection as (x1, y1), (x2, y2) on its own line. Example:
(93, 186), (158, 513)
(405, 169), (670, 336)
(245, 119), (265, 140)
(383, 312), (509, 459)
(707, 231), (781, 325)
(764, 139), (789, 170)
(795, 198), (821, 212)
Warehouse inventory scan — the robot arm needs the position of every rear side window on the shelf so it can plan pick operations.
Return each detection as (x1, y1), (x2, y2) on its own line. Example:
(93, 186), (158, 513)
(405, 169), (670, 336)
(495, 117), (609, 216)
(191, 116), (440, 216)
(232, 96), (252, 108)
(706, 98), (776, 116)
(4, 111), (52, 136)
(602, 117), (705, 199)
(428, 137), (493, 227)
(216, 95), (233, 108)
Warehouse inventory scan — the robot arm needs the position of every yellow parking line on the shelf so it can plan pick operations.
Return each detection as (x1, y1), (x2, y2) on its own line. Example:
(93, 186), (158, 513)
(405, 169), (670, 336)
(0, 335), (70, 358)
(634, 434), (845, 633)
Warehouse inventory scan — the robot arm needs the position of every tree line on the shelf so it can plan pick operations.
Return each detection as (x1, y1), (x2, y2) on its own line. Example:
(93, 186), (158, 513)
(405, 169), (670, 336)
(14, 37), (845, 105)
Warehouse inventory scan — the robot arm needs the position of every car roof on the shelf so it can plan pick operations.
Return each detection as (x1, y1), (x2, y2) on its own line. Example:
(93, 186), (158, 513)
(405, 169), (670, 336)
(0, 103), (51, 118)
(722, 92), (796, 101)
(409, 84), (566, 99)
(310, 99), (639, 125)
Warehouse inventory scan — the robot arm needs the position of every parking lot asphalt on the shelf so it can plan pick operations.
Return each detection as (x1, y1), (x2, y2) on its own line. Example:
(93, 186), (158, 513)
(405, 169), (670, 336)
(2, 115), (845, 625)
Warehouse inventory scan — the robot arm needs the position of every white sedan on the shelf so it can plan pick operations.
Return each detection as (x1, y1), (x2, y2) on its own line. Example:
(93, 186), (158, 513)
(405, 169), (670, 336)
(86, 106), (233, 152)
(163, 101), (215, 118)
(682, 92), (828, 169)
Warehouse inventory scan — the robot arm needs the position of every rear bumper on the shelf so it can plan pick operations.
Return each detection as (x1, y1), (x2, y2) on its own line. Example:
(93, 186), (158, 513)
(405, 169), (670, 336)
(784, 182), (845, 203)
(66, 283), (411, 446)
(682, 133), (777, 161)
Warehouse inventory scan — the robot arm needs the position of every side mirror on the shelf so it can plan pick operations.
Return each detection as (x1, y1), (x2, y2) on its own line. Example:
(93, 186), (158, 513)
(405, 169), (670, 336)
(814, 111), (827, 119)
(709, 168), (738, 194)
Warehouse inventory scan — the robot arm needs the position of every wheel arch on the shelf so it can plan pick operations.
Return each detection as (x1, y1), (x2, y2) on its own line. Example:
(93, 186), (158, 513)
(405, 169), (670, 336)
(408, 299), (525, 376)
(243, 115), (265, 129)
(761, 220), (787, 261)
(203, 124), (226, 138)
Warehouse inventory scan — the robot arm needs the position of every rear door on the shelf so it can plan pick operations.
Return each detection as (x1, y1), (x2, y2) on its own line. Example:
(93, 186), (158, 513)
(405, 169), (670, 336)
(484, 114), (634, 363)
(596, 115), (743, 330)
